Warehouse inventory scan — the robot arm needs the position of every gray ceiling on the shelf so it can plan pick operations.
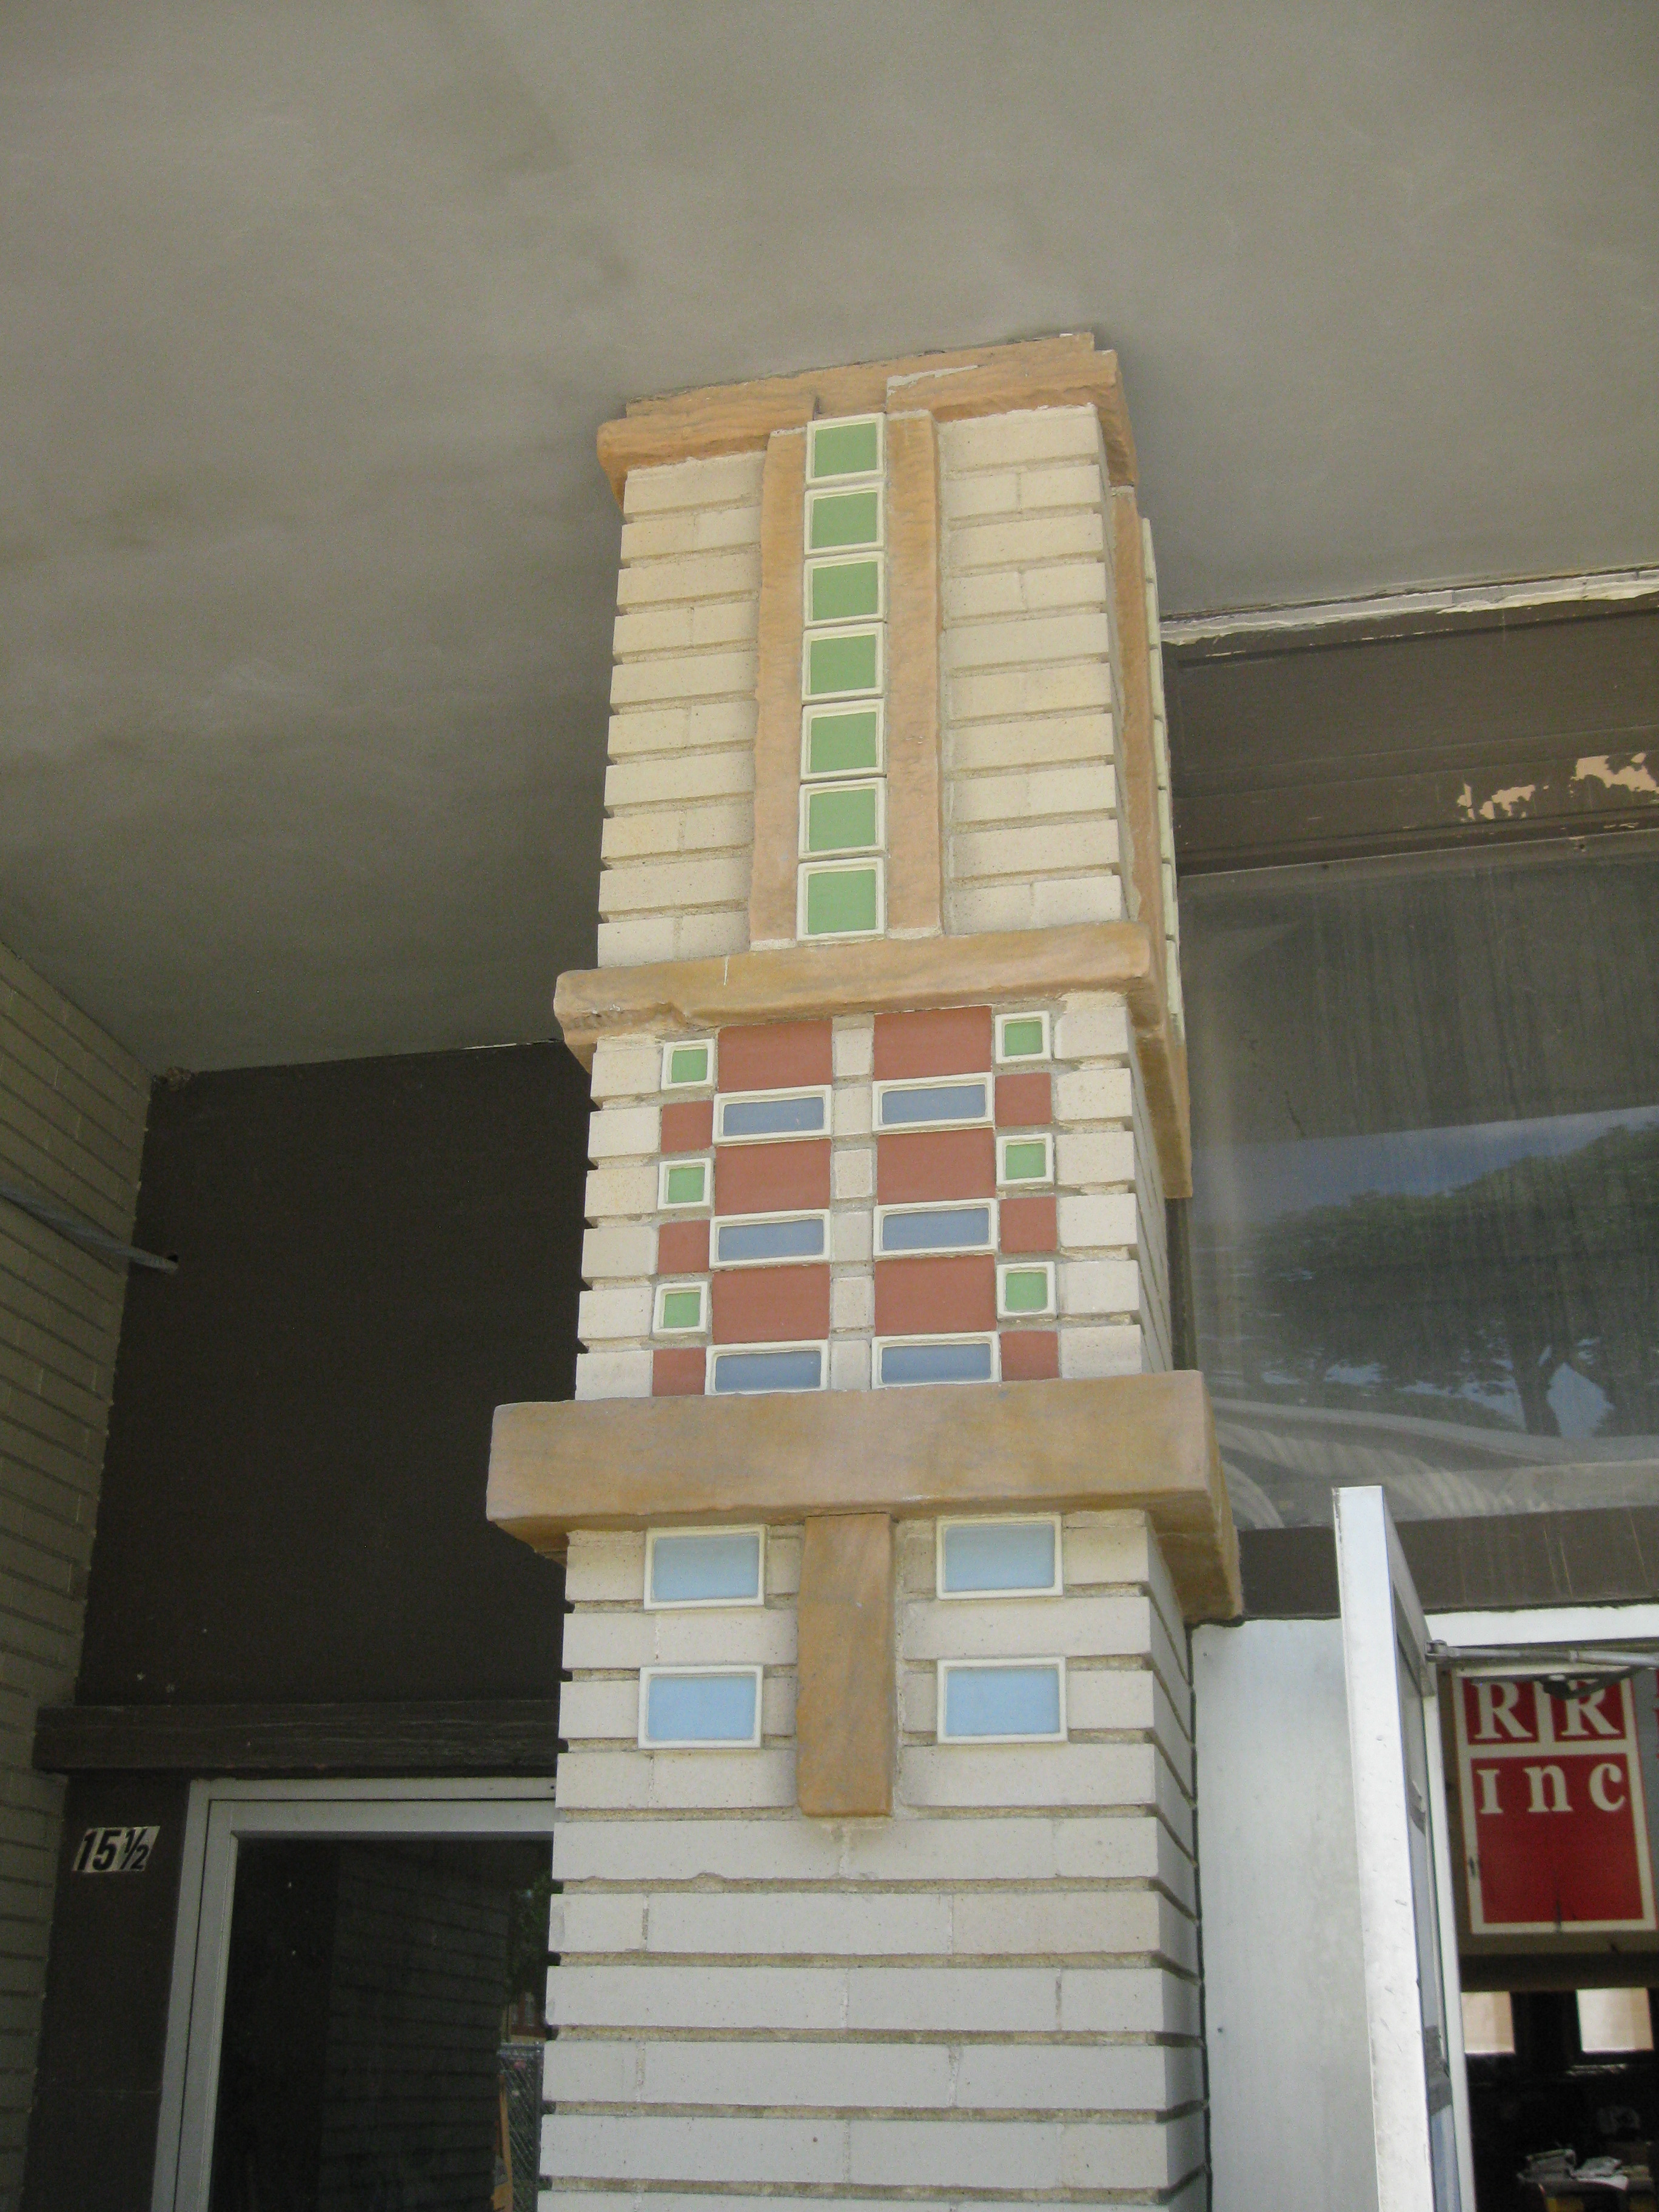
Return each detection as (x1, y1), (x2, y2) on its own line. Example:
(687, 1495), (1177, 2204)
(3, 1), (1655, 1073)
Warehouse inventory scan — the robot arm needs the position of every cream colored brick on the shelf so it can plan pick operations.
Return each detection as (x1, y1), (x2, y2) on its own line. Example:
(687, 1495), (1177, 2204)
(1059, 1259), (1141, 1317)
(766, 1527), (803, 1596)
(832, 1017), (874, 1078)
(944, 609), (1111, 672)
(830, 1205), (872, 1263)
(829, 1336), (871, 1390)
(900, 1590), (1151, 1663)
(578, 1283), (654, 1343)
(948, 1885), (1181, 1961)
(1032, 874), (1121, 927)
(950, 709), (1112, 774)
(573, 1348), (652, 1401)
(548, 1960), (846, 2034)
(613, 597), (759, 657)
(618, 503), (762, 562)
(944, 406), (1099, 472)
(615, 545), (762, 608)
(554, 1746), (796, 1812)
(1056, 1193), (1137, 1250)
(597, 853), (751, 916)
(1060, 1963), (1202, 2036)
(952, 819), (1117, 882)
(947, 879), (1033, 934)
(942, 569), (1024, 622)
(609, 646), (757, 709)
(940, 469), (1017, 523)
(1054, 993), (1131, 1059)
(843, 1965), (1057, 2034)
(1018, 460), (1105, 512)
(605, 749), (754, 811)
(597, 914), (677, 967)
(831, 1273), (874, 1333)
(600, 800), (752, 862)
(583, 1104), (656, 1162)
(622, 449), (766, 517)
(1056, 1067), (1134, 1123)
(900, 1741), (1165, 1815)
(948, 662), (1111, 724)
(584, 1230), (654, 1282)
(831, 1085), (871, 1138)
(629, 2039), (954, 2111)
(649, 1891), (951, 1958)
(564, 1607), (796, 1671)
(1059, 1322), (1144, 1379)
(831, 1144), (874, 1202)
(947, 508), (1107, 572)
(606, 699), (756, 757)
(1054, 1129), (1134, 1188)
(950, 762), (1114, 826)
(672, 907), (748, 959)
(564, 1529), (646, 1604)
(559, 1888), (648, 1949)
(1023, 558), (1111, 612)
(546, 2109), (846, 2187)
(585, 1161), (658, 1219)
(588, 1036), (660, 1101)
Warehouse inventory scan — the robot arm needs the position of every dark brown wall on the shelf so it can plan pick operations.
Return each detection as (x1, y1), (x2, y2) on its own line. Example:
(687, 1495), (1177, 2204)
(76, 1043), (585, 1704)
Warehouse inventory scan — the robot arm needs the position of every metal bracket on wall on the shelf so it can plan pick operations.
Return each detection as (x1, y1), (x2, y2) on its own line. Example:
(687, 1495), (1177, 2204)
(0, 1177), (177, 1275)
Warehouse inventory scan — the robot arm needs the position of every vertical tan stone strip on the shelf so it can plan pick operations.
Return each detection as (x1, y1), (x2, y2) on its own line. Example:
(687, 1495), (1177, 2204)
(747, 426), (808, 947)
(1110, 486), (1166, 967)
(883, 411), (943, 936)
(796, 1511), (895, 1817)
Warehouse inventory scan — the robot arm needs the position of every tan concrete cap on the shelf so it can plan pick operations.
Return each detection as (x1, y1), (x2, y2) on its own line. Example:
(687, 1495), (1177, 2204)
(489, 1370), (1241, 1625)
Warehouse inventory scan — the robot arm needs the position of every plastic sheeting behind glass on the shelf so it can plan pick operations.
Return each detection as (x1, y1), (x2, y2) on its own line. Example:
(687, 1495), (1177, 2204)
(1182, 838), (1659, 1529)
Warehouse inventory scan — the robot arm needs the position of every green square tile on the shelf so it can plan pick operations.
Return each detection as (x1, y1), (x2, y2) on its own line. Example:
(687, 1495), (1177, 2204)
(1001, 1139), (1049, 1182)
(663, 1162), (707, 1206)
(803, 865), (879, 937)
(808, 558), (882, 624)
(808, 488), (880, 551)
(805, 708), (881, 776)
(1001, 1267), (1050, 1315)
(667, 1043), (709, 1086)
(806, 629), (879, 697)
(806, 784), (879, 853)
(659, 1289), (704, 1332)
(810, 419), (880, 480)
(1000, 1017), (1046, 1060)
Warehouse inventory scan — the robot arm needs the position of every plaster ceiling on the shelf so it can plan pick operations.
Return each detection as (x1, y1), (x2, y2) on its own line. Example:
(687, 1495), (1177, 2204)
(2, 1), (1655, 1071)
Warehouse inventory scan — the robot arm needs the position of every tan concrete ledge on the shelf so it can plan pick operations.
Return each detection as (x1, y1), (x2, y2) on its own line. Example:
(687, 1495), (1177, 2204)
(598, 333), (1136, 506)
(554, 920), (1191, 1198)
(488, 1371), (1241, 1624)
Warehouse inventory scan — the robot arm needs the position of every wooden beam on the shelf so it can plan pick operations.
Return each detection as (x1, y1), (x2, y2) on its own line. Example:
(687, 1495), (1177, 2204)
(748, 427), (808, 947)
(489, 1372), (1240, 1623)
(553, 920), (1191, 1198)
(33, 1700), (563, 1776)
(796, 1514), (894, 1818)
(597, 335), (1136, 506)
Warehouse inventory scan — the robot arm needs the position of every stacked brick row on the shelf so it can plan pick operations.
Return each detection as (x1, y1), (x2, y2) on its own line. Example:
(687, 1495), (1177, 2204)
(937, 407), (1130, 937)
(546, 1510), (1204, 2211)
(575, 997), (1170, 1401)
(597, 452), (765, 968)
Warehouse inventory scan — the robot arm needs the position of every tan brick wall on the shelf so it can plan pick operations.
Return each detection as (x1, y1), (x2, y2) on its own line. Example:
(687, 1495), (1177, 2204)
(937, 409), (1130, 938)
(598, 453), (765, 968)
(546, 1510), (1205, 2209)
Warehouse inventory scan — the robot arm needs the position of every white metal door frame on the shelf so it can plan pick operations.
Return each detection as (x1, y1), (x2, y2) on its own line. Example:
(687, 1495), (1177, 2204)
(150, 1776), (557, 2212)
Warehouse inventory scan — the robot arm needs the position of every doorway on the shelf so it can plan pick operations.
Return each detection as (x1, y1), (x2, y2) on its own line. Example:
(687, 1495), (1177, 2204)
(152, 1782), (557, 2212)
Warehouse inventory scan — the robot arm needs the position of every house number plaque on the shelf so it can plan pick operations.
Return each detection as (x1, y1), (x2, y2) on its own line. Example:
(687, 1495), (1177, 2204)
(72, 1825), (158, 1874)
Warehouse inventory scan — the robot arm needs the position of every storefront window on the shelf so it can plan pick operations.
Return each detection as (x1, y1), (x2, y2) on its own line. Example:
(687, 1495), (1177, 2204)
(1182, 836), (1659, 1528)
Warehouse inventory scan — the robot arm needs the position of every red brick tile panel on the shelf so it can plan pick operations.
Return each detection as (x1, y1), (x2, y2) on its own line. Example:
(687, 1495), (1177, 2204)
(873, 1005), (993, 1080)
(998, 1196), (1058, 1253)
(711, 1264), (831, 1344)
(718, 1020), (833, 1091)
(1000, 1330), (1061, 1381)
(652, 1348), (707, 1396)
(876, 1127), (996, 1204)
(874, 1254), (996, 1337)
(656, 1218), (711, 1275)
(994, 1072), (1052, 1128)
(660, 1098), (715, 1155)
(715, 1139), (832, 1216)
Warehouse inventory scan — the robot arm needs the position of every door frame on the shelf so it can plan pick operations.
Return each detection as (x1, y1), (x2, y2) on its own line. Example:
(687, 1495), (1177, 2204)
(151, 1776), (558, 2212)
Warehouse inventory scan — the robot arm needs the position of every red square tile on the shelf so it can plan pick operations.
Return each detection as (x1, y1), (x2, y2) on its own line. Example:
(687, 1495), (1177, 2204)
(874, 1254), (996, 1337)
(652, 1348), (706, 1396)
(711, 1265), (831, 1345)
(660, 1098), (714, 1155)
(718, 1021), (833, 1091)
(999, 1331), (1059, 1381)
(656, 1218), (710, 1275)
(876, 1127), (996, 1204)
(998, 1195), (1057, 1253)
(873, 1005), (993, 1080)
(995, 1072), (1051, 1128)
(714, 1139), (831, 1216)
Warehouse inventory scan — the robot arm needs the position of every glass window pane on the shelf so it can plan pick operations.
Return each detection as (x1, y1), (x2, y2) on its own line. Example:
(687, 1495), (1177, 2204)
(716, 1216), (825, 1264)
(942, 1661), (1062, 1738)
(657, 1289), (704, 1332)
(719, 1093), (826, 1139)
(880, 1207), (992, 1253)
(662, 1162), (708, 1207)
(711, 1347), (823, 1394)
(805, 706), (881, 777)
(808, 487), (880, 550)
(1000, 1139), (1050, 1182)
(881, 1339), (994, 1386)
(665, 1043), (710, 1087)
(1000, 1267), (1051, 1315)
(940, 1519), (1057, 1593)
(808, 558), (882, 624)
(643, 1671), (759, 1743)
(999, 1017), (1047, 1060)
(806, 785), (880, 853)
(1183, 842), (1659, 1527)
(805, 629), (879, 698)
(648, 1530), (762, 1606)
(810, 419), (881, 480)
(879, 1082), (988, 1126)
(803, 865), (880, 937)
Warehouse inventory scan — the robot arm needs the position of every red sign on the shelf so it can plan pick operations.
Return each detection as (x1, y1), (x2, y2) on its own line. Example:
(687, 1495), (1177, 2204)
(1452, 1673), (1657, 1935)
